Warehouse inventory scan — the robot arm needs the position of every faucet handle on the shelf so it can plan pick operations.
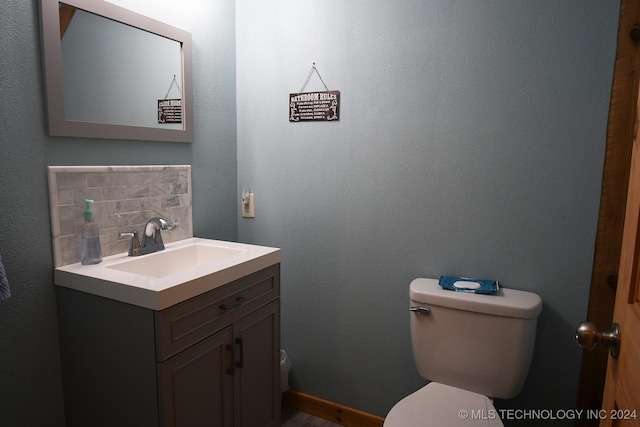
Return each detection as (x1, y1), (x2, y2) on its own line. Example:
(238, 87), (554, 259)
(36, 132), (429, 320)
(119, 231), (140, 256)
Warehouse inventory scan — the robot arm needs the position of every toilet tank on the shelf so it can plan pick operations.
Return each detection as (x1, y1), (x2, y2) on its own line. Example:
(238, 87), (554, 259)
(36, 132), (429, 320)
(410, 278), (543, 399)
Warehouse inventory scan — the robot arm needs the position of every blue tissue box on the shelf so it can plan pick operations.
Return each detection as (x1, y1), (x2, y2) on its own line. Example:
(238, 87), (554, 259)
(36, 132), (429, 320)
(438, 275), (499, 294)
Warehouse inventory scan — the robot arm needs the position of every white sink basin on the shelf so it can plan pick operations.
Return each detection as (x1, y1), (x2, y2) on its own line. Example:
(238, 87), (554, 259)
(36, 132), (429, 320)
(54, 238), (281, 310)
(106, 243), (244, 278)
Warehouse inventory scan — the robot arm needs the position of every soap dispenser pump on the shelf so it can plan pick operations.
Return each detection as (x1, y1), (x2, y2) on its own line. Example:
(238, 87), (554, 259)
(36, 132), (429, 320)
(81, 199), (102, 265)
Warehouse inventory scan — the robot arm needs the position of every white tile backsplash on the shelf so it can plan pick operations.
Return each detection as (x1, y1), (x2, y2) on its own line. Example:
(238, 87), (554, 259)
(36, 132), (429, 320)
(47, 165), (192, 267)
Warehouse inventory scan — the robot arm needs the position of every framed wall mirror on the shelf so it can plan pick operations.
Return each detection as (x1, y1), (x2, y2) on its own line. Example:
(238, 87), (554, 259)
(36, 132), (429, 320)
(38, 0), (194, 142)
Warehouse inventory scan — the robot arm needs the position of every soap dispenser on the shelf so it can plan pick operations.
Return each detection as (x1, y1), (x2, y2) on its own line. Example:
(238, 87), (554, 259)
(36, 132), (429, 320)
(81, 199), (102, 265)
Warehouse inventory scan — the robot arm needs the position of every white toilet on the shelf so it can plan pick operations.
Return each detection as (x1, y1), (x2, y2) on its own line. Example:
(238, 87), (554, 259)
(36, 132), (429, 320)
(384, 278), (543, 426)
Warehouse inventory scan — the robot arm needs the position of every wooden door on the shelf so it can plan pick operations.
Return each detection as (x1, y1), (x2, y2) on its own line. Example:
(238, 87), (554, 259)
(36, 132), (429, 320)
(576, 1), (640, 419)
(599, 84), (640, 427)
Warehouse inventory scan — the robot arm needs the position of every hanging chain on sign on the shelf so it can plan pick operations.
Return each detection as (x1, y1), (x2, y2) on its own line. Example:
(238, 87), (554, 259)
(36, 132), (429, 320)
(289, 63), (340, 122)
(158, 75), (183, 124)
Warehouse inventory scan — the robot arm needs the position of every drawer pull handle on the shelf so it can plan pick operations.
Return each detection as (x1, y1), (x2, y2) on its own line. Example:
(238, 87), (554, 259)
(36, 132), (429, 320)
(220, 296), (246, 310)
(235, 337), (244, 368)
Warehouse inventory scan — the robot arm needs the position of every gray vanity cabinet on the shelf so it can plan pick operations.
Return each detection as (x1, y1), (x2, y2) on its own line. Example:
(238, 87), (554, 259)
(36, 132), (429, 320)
(56, 264), (281, 427)
(157, 326), (234, 426)
(157, 300), (280, 427)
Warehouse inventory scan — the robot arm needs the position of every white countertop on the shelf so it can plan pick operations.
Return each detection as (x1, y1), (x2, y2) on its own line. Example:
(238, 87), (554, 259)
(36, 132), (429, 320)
(54, 237), (281, 310)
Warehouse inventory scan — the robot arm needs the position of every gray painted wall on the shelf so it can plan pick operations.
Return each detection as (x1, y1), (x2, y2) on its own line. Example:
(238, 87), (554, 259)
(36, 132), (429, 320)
(0, 0), (236, 425)
(236, 0), (620, 424)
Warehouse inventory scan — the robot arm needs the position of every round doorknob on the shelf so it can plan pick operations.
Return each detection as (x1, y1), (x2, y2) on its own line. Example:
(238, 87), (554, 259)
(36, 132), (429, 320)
(576, 321), (598, 350)
(575, 321), (621, 359)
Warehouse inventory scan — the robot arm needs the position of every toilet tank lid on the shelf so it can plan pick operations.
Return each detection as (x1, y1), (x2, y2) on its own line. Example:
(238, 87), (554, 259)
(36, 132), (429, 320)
(410, 278), (543, 319)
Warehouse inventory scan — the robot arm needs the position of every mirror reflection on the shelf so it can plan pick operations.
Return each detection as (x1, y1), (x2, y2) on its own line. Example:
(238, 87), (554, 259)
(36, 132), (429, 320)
(38, 0), (193, 142)
(60, 5), (183, 129)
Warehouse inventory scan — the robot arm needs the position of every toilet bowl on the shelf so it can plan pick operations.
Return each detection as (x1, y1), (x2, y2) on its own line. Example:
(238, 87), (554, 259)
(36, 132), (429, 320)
(384, 278), (542, 426)
(385, 383), (502, 426)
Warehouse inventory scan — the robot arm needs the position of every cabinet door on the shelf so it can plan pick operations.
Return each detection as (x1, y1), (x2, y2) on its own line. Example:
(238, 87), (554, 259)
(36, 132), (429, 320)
(233, 300), (281, 427)
(158, 327), (234, 427)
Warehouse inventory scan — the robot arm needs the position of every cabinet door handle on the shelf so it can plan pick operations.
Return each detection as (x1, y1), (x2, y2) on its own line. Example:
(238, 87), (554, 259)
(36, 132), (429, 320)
(220, 296), (246, 310)
(235, 337), (244, 368)
(226, 344), (235, 375)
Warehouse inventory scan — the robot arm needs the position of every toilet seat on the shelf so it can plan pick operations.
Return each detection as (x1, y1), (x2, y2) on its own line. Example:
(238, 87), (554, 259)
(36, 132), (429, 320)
(384, 382), (503, 427)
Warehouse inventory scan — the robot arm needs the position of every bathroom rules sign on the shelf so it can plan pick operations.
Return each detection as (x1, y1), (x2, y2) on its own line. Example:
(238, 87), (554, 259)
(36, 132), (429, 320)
(158, 99), (182, 124)
(289, 90), (340, 122)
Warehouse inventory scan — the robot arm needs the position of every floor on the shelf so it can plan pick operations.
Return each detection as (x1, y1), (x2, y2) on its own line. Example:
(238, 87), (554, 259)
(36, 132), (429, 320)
(281, 407), (344, 427)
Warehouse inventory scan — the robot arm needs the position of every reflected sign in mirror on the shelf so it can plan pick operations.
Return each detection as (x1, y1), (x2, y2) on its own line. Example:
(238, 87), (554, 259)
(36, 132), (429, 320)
(39, 0), (193, 142)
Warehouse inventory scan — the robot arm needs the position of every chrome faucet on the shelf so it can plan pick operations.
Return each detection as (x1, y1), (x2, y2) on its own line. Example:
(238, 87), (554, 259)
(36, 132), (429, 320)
(119, 217), (172, 256)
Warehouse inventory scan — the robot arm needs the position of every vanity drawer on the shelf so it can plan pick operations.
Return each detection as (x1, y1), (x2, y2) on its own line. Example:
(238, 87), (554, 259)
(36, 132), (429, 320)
(155, 263), (280, 362)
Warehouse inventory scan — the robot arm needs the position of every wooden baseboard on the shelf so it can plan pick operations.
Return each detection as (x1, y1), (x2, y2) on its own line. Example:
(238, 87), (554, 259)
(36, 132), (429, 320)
(282, 389), (385, 427)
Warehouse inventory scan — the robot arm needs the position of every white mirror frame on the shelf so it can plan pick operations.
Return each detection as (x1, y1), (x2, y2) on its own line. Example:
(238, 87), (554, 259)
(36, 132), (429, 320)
(38, 0), (194, 143)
